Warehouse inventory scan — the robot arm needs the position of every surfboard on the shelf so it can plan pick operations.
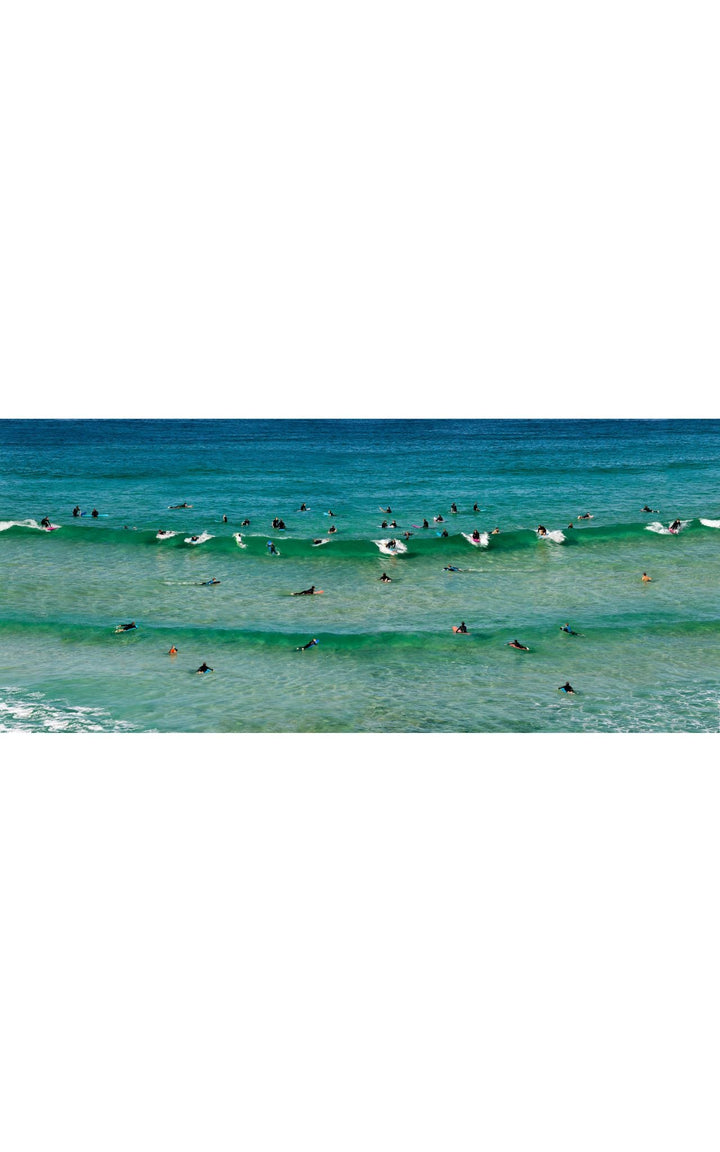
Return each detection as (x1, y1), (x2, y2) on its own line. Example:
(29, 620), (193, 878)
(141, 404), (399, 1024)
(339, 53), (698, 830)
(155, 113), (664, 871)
(43, 524), (61, 532)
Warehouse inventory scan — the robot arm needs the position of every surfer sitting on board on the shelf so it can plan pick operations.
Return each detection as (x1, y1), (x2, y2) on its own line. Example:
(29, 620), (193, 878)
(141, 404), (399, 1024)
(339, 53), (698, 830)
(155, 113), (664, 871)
(72, 505), (81, 517)
(422, 519), (429, 528)
(296, 638), (318, 650)
(381, 520), (388, 528)
(380, 573), (392, 582)
(299, 503), (308, 511)
(440, 529), (449, 537)
(451, 503), (458, 513)
(508, 640), (529, 650)
(328, 525), (337, 534)
(473, 503), (479, 512)
(434, 515), (444, 522)
(242, 518), (250, 526)
(455, 621), (468, 633)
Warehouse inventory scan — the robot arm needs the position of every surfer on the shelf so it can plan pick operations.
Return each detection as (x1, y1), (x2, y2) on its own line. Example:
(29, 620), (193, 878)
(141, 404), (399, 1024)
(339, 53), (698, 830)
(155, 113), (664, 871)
(641, 505), (658, 513)
(381, 506), (391, 514)
(241, 518), (250, 526)
(328, 525), (337, 534)
(312, 538), (325, 545)
(440, 529), (449, 537)
(558, 681), (575, 694)
(327, 510), (336, 517)
(168, 646), (178, 655)
(199, 578), (221, 586)
(292, 585), (318, 596)
(379, 573), (392, 582)
(560, 623), (578, 635)
(222, 514), (227, 523)
(473, 503), (479, 512)
(267, 541), (279, 554)
(115, 622), (137, 632)
(91, 508), (99, 518)
(190, 535), (201, 543)
(567, 523), (574, 529)
(508, 640), (529, 650)
(537, 525), (547, 536)
(434, 515), (444, 522)
(299, 503), (308, 511)
(296, 638), (318, 650)
(472, 529), (481, 541)
(196, 662), (213, 674)
(443, 565), (461, 572)
(72, 505), (80, 517)
(390, 520), (397, 528)
(451, 503), (458, 513)
(455, 621), (468, 633)
(386, 539), (397, 549)
(669, 519), (681, 532)
(40, 516), (51, 528)
(381, 520), (388, 528)
(577, 513), (593, 520)
(422, 519), (429, 528)
(642, 572), (653, 582)
(168, 502), (192, 509)
(403, 531), (413, 539)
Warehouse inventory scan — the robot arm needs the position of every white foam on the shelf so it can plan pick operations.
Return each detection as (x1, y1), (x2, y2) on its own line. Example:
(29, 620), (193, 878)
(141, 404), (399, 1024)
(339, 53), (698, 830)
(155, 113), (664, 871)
(700, 519), (720, 528)
(156, 530), (179, 540)
(0, 688), (136, 733)
(184, 531), (213, 545)
(0, 519), (42, 532)
(374, 539), (408, 555)
(646, 520), (691, 535)
(537, 529), (565, 543)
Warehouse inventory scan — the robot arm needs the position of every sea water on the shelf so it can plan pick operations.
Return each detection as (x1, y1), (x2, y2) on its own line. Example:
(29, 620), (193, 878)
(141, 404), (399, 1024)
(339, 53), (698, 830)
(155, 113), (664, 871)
(1, 418), (719, 732)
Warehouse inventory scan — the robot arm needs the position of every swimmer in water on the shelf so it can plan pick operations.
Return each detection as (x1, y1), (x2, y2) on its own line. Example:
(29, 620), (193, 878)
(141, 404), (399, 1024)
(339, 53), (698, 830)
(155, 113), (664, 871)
(379, 572), (392, 582)
(168, 646), (178, 655)
(455, 622), (468, 633)
(403, 531), (413, 539)
(560, 623), (578, 635)
(491, 527), (500, 534)
(115, 622), (137, 632)
(196, 662), (213, 674)
(567, 523), (574, 529)
(508, 640), (530, 650)
(296, 638), (318, 650)
(642, 572), (653, 582)
(292, 585), (318, 595)
(558, 681), (575, 694)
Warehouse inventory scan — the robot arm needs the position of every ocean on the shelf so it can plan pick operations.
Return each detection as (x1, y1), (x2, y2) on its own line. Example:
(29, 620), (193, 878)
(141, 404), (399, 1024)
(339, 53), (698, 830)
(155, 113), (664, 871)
(1, 418), (719, 733)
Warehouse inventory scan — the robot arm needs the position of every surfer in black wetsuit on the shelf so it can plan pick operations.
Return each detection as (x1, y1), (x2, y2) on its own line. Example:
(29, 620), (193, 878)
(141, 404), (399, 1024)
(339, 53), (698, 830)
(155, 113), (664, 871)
(435, 515), (444, 523)
(292, 586), (317, 596)
(242, 518), (250, 526)
(390, 520), (397, 528)
(381, 506), (391, 514)
(558, 681), (575, 694)
(267, 541), (278, 554)
(72, 505), (80, 517)
(381, 520), (388, 528)
(296, 638), (318, 650)
(440, 529), (449, 537)
(380, 573), (392, 582)
(116, 622), (137, 632)
(91, 508), (99, 518)
(456, 622), (468, 633)
(473, 503), (479, 512)
(40, 517), (51, 528)
(669, 519), (681, 532)
(508, 640), (529, 650)
(403, 531), (413, 539)
(641, 505), (658, 513)
(451, 503), (458, 513)
(299, 503), (307, 511)
(472, 529), (481, 541)
(196, 662), (213, 673)
(422, 519), (429, 529)
(222, 514), (227, 523)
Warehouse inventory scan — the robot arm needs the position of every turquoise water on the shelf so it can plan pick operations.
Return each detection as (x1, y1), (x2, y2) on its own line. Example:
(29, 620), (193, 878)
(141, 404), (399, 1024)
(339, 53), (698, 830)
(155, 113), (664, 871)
(1, 418), (719, 732)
